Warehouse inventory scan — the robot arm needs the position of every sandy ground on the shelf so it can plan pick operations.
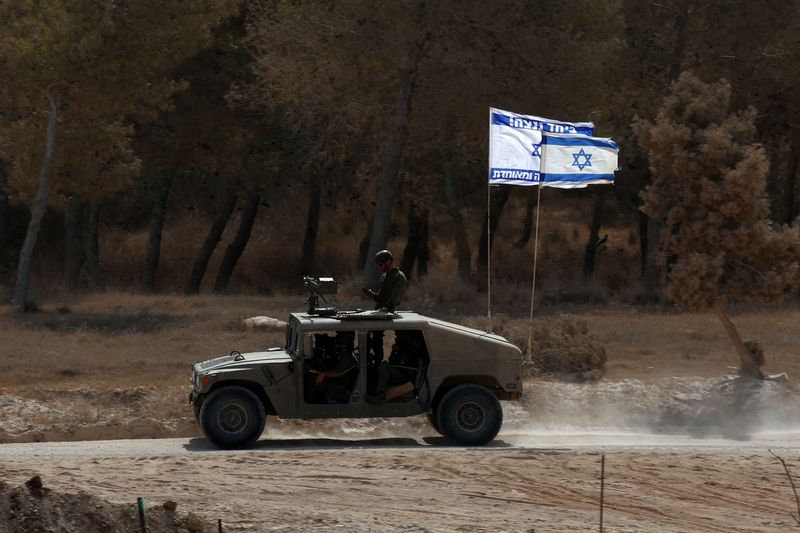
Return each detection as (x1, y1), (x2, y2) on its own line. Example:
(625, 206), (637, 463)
(1, 294), (800, 531)
(0, 433), (799, 532)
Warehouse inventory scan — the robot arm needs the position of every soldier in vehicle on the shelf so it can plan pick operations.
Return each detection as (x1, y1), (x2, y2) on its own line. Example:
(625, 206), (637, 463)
(367, 331), (420, 402)
(362, 249), (407, 312)
(304, 334), (335, 403)
(363, 250), (408, 386)
(314, 331), (359, 403)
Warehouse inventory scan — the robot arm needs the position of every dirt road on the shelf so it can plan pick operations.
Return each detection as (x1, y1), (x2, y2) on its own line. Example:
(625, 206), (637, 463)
(1, 427), (799, 532)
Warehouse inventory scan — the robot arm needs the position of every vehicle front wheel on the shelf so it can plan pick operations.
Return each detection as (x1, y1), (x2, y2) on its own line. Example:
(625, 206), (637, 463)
(427, 411), (442, 435)
(193, 399), (202, 425)
(199, 386), (266, 449)
(436, 385), (502, 446)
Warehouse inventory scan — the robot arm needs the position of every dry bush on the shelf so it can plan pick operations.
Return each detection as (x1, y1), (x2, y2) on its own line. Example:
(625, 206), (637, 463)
(485, 190), (640, 300)
(101, 226), (149, 287)
(490, 314), (607, 381)
(411, 266), (480, 308)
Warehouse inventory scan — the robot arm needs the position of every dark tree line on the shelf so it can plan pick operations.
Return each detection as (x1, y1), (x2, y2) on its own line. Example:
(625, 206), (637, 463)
(1, 0), (799, 312)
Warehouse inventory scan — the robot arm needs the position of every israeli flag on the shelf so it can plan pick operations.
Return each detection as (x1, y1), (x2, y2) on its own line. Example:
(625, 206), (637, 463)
(540, 132), (619, 189)
(489, 107), (594, 186)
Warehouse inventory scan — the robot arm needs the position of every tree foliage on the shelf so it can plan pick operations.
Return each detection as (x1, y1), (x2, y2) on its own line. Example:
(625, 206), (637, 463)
(636, 73), (800, 309)
(635, 72), (800, 374)
(1, 1), (800, 318)
(0, 0), (238, 309)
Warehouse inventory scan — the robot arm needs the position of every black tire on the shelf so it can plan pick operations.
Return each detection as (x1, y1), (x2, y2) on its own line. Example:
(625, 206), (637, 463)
(193, 399), (202, 425)
(199, 386), (266, 449)
(436, 384), (503, 446)
(427, 410), (442, 435)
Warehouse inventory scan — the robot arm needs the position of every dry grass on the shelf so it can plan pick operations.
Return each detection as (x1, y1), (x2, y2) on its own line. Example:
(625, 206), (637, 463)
(3, 292), (800, 390)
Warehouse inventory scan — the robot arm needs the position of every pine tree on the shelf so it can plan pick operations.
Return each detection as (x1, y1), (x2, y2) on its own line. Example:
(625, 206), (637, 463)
(635, 72), (800, 377)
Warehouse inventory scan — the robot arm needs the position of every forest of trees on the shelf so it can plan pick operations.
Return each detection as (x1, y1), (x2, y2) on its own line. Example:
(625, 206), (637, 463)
(1, 1), (800, 320)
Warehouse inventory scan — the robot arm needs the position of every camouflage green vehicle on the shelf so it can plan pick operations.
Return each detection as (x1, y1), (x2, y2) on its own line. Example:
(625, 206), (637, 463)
(189, 309), (523, 449)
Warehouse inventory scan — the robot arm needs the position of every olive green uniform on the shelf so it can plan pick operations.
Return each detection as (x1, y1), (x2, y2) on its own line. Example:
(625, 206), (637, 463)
(373, 267), (407, 312)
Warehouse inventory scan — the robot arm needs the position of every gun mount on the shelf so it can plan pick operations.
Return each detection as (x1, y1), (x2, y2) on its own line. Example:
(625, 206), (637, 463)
(303, 276), (337, 316)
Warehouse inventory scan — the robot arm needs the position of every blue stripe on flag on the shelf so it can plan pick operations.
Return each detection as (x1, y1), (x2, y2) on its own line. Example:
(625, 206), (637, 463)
(491, 112), (594, 135)
(543, 135), (619, 150)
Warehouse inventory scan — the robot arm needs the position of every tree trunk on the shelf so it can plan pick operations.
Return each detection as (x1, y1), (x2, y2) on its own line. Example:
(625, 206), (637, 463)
(0, 160), (8, 260)
(667, 0), (690, 85)
(416, 209), (429, 278)
(636, 0), (690, 302)
(583, 189), (607, 283)
(514, 188), (536, 249)
(214, 192), (260, 293)
(713, 306), (762, 378)
(141, 172), (173, 292)
(64, 194), (85, 291)
(476, 186), (511, 288)
(783, 140), (798, 224)
(440, 121), (471, 282)
(357, 220), (372, 272)
(301, 173), (322, 274)
(83, 199), (105, 290)
(641, 215), (662, 302)
(363, 5), (428, 286)
(185, 189), (237, 294)
(400, 205), (429, 281)
(638, 210), (648, 277)
(13, 93), (60, 315)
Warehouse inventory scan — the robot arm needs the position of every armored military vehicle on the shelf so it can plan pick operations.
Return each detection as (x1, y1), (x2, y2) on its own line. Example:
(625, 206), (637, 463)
(189, 308), (523, 449)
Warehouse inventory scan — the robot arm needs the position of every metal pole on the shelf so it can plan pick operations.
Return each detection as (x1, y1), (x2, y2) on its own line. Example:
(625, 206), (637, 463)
(137, 497), (147, 533)
(526, 183), (543, 364)
(487, 180), (493, 333)
(487, 108), (493, 333)
(526, 136), (546, 365)
(599, 454), (605, 533)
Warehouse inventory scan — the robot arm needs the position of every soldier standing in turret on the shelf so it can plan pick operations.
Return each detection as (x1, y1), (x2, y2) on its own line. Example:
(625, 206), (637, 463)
(362, 249), (407, 312)
(363, 249), (408, 390)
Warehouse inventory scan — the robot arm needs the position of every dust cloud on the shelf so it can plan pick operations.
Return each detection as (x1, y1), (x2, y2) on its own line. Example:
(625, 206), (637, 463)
(262, 377), (800, 444)
(2, 377), (799, 445)
(509, 377), (800, 439)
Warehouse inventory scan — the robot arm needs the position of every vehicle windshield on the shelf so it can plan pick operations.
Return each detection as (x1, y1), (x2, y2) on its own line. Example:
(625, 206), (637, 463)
(285, 324), (299, 355)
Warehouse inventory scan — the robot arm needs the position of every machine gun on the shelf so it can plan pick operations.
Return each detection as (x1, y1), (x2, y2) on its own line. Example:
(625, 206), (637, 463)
(303, 276), (338, 316)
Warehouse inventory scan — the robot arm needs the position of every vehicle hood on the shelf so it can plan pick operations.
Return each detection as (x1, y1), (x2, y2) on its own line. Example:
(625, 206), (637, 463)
(194, 349), (292, 373)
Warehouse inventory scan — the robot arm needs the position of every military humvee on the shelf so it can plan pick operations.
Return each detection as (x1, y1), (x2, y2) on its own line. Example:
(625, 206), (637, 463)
(189, 309), (523, 449)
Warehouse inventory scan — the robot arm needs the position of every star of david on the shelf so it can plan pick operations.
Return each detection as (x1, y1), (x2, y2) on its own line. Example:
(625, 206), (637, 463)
(572, 148), (592, 171)
(531, 143), (541, 157)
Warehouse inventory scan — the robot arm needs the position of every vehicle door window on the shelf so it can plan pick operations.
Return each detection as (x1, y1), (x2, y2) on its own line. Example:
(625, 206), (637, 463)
(368, 329), (429, 402)
(303, 331), (360, 404)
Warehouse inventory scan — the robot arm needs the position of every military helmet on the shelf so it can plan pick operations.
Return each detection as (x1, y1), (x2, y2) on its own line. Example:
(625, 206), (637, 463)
(374, 249), (393, 263)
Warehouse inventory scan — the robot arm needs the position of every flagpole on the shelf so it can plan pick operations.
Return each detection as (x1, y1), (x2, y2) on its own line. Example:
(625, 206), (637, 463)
(526, 183), (542, 364)
(526, 137), (546, 365)
(487, 180), (493, 333)
(487, 108), (493, 333)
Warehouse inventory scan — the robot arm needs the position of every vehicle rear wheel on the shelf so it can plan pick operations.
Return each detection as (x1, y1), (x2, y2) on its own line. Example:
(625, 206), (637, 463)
(199, 386), (266, 449)
(436, 385), (502, 446)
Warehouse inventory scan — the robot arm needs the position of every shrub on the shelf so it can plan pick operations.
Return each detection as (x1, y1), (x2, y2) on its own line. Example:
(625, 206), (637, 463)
(493, 315), (607, 381)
